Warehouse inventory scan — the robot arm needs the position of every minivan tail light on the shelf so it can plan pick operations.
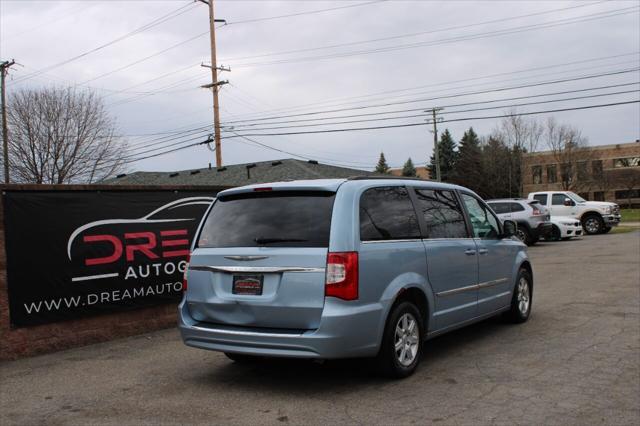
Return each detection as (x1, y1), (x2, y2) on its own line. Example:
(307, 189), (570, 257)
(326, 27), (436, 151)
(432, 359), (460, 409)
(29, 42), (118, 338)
(325, 252), (358, 300)
(531, 206), (542, 216)
(182, 253), (190, 292)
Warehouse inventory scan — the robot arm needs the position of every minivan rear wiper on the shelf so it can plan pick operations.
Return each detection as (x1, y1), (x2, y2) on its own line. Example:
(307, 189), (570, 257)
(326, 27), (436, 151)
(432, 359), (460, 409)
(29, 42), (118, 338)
(254, 237), (309, 244)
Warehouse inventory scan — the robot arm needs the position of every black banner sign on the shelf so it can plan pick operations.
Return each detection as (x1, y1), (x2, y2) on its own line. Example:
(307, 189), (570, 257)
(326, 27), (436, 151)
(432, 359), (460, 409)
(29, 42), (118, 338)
(3, 191), (216, 327)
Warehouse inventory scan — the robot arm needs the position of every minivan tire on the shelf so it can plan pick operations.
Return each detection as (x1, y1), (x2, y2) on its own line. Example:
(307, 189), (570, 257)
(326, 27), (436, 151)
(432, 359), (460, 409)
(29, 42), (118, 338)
(504, 268), (533, 324)
(376, 301), (423, 379)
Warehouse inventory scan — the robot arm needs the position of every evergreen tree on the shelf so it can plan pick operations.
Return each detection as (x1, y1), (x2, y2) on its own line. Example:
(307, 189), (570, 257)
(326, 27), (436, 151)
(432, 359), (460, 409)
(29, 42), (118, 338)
(374, 152), (390, 174)
(481, 136), (513, 199)
(429, 129), (457, 181)
(450, 127), (485, 196)
(402, 158), (417, 177)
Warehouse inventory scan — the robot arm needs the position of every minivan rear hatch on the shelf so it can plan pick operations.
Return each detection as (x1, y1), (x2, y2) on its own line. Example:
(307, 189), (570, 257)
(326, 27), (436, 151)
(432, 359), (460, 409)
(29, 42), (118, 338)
(186, 190), (335, 330)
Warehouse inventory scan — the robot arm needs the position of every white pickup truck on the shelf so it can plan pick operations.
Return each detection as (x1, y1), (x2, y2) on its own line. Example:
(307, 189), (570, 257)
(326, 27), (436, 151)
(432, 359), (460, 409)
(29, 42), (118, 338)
(527, 191), (621, 235)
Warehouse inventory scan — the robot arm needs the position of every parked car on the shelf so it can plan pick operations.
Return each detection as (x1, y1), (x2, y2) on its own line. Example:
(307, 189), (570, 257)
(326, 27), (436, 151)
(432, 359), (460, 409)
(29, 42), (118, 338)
(544, 216), (583, 241)
(179, 178), (533, 378)
(486, 198), (553, 246)
(527, 191), (621, 235)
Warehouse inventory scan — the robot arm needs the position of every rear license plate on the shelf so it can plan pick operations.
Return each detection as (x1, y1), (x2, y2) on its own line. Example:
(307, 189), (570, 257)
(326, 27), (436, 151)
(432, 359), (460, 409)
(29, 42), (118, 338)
(232, 275), (263, 295)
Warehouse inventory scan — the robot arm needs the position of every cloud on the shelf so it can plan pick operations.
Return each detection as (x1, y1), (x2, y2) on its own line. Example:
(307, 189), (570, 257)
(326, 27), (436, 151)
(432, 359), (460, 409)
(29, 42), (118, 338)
(1, 0), (638, 172)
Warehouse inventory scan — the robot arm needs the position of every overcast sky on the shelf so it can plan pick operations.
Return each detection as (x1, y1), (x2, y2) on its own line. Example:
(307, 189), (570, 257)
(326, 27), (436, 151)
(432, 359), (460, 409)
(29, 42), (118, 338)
(1, 0), (639, 173)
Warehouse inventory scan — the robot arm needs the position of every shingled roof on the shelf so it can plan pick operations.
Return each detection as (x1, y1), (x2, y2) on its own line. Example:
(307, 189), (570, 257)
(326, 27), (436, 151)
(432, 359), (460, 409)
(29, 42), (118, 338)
(104, 158), (373, 186)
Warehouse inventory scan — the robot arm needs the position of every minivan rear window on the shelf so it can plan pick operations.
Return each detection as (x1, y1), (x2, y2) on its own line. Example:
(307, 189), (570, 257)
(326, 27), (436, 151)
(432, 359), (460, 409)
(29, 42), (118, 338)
(197, 191), (336, 248)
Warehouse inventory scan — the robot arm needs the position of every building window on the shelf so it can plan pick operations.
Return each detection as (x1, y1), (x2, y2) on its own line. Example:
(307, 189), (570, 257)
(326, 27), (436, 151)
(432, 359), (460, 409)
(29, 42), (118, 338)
(613, 157), (640, 168)
(615, 189), (640, 199)
(577, 161), (589, 181)
(576, 161), (589, 180)
(532, 166), (542, 184)
(592, 160), (603, 178)
(561, 163), (573, 186)
(578, 192), (590, 201)
(547, 164), (557, 183)
(593, 191), (605, 201)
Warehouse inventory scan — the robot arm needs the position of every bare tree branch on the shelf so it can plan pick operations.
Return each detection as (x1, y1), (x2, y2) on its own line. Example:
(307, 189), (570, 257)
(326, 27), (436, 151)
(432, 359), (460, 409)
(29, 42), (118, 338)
(543, 117), (595, 191)
(6, 87), (128, 184)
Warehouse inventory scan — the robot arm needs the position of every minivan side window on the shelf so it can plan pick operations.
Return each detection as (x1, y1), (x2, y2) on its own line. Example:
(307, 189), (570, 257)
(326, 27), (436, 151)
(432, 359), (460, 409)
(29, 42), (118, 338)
(533, 194), (547, 205)
(413, 189), (468, 238)
(360, 186), (420, 241)
(461, 193), (501, 239)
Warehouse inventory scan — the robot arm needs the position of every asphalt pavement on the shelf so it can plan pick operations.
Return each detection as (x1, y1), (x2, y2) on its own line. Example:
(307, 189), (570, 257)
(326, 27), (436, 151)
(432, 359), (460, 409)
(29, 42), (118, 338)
(1, 231), (639, 425)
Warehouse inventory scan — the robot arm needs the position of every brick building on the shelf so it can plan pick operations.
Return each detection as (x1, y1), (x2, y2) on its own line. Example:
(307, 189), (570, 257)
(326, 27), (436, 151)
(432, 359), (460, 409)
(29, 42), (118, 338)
(522, 141), (640, 207)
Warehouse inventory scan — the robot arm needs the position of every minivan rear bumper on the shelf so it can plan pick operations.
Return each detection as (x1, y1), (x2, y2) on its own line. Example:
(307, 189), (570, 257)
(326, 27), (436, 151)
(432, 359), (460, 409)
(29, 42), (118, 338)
(178, 297), (383, 359)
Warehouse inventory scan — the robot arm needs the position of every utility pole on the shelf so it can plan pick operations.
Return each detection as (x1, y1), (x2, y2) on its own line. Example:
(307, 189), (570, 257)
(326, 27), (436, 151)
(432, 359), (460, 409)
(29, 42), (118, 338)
(198, 0), (228, 168)
(425, 107), (444, 181)
(1, 60), (16, 184)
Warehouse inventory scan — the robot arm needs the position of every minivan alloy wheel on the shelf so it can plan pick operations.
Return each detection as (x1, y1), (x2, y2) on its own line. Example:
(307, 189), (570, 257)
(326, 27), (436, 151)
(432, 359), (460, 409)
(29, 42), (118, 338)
(517, 278), (530, 315)
(394, 313), (419, 366)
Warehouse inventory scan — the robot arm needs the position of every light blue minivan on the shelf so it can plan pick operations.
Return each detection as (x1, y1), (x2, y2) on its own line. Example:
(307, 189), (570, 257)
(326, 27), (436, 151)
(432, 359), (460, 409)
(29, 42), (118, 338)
(179, 177), (532, 378)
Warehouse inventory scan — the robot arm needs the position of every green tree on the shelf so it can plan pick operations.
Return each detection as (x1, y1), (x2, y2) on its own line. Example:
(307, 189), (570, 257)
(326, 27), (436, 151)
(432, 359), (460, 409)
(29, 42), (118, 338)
(450, 127), (485, 196)
(402, 158), (417, 177)
(481, 135), (517, 199)
(429, 129), (457, 181)
(375, 152), (390, 174)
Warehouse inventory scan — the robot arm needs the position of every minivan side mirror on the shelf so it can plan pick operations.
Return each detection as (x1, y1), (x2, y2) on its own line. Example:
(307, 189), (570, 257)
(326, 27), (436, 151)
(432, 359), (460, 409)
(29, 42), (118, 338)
(563, 198), (575, 207)
(502, 220), (517, 238)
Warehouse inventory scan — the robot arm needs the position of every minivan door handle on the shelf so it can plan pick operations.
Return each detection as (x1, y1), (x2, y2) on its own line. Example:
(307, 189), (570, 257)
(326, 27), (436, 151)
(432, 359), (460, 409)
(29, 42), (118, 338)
(464, 249), (476, 255)
(478, 248), (489, 255)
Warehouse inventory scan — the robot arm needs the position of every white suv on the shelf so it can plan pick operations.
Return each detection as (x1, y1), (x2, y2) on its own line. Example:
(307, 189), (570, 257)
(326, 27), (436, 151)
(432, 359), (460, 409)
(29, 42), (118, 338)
(527, 191), (621, 235)
(486, 198), (553, 245)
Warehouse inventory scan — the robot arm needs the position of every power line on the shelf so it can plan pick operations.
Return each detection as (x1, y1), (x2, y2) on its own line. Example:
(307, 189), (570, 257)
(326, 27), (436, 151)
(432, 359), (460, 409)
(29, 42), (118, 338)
(220, 52), (640, 121)
(107, 74), (207, 107)
(80, 31), (208, 85)
(220, 100), (640, 138)
(229, 132), (379, 168)
(220, 89), (639, 132)
(11, 2), (196, 84)
(231, 6), (639, 68)
(221, 68), (640, 124)
(103, 100), (639, 167)
(220, 103), (379, 163)
(2, 3), (94, 41)
(101, 62), (201, 99)
(223, 82), (640, 130)
(121, 137), (212, 165)
(223, 1), (605, 61)
(117, 71), (640, 144)
(226, 1), (386, 25)
(126, 127), (212, 151)
(122, 133), (212, 158)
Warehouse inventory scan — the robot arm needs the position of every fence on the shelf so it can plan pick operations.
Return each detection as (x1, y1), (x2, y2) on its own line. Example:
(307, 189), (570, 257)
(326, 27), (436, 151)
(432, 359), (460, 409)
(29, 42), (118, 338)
(0, 184), (225, 361)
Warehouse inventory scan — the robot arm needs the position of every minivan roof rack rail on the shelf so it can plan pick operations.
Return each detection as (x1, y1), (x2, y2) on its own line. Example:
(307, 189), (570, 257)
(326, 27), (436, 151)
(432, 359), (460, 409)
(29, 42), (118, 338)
(347, 175), (429, 182)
